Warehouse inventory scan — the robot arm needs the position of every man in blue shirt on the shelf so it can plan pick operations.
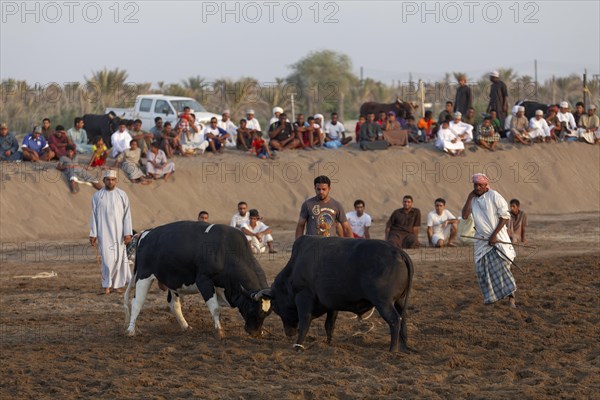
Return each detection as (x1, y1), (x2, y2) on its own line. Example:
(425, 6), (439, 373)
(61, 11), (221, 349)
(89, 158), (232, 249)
(22, 126), (54, 161)
(0, 122), (22, 162)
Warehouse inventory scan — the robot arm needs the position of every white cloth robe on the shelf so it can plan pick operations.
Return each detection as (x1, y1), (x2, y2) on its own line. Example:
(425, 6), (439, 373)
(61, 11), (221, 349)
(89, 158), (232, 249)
(449, 121), (474, 142)
(110, 130), (133, 158)
(436, 128), (465, 152)
(528, 117), (551, 139)
(89, 188), (133, 289)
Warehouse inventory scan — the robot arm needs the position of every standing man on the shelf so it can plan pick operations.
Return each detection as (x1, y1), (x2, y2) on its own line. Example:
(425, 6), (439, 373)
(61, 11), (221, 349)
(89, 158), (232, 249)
(487, 71), (509, 129)
(230, 201), (250, 229)
(462, 173), (517, 307)
(89, 169), (133, 295)
(346, 199), (371, 238)
(454, 74), (473, 115)
(295, 175), (353, 238)
(508, 199), (528, 244)
(386, 195), (421, 249)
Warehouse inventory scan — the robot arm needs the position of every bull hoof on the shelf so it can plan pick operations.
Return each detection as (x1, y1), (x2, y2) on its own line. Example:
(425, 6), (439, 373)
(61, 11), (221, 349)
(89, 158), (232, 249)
(293, 344), (305, 352)
(215, 329), (225, 340)
(126, 328), (136, 337)
(181, 325), (191, 332)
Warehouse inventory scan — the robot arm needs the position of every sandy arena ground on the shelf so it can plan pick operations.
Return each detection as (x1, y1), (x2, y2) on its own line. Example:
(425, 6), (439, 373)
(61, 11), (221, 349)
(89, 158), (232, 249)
(1, 213), (598, 399)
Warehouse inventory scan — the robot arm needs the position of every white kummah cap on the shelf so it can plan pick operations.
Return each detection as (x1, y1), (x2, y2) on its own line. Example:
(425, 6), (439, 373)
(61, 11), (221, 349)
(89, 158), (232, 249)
(453, 112), (462, 118)
(103, 169), (118, 178)
(589, 104), (597, 110)
(246, 109), (255, 115)
(273, 107), (283, 114)
(518, 106), (525, 112)
(222, 109), (230, 115)
(535, 109), (544, 116)
(314, 114), (324, 120)
(489, 70), (500, 77)
(560, 101), (569, 108)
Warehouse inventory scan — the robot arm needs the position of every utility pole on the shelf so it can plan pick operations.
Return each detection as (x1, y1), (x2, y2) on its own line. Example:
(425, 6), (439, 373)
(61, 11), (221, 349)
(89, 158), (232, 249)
(534, 59), (538, 99)
(583, 69), (588, 109)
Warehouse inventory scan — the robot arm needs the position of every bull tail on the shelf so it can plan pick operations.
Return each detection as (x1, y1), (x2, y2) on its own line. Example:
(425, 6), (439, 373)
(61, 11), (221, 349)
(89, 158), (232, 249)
(397, 249), (414, 318)
(123, 269), (137, 328)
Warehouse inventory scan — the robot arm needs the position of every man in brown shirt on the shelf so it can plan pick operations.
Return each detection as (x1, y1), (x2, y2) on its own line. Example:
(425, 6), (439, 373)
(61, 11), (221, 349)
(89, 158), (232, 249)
(386, 195), (421, 249)
(508, 199), (528, 244)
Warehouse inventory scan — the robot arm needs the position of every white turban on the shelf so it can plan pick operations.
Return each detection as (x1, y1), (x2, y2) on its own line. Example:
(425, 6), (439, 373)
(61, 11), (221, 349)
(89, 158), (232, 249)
(489, 70), (500, 78)
(314, 114), (324, 121)
(272, 107), (283, 115)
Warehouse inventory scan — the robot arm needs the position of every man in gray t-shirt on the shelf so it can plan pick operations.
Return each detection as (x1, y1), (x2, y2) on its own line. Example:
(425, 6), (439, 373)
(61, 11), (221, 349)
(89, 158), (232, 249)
(295, 175), (353, 238)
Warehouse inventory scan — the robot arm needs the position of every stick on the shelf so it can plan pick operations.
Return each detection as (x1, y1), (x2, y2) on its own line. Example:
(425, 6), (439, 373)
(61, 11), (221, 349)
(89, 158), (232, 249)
(460, 235), (537, 249)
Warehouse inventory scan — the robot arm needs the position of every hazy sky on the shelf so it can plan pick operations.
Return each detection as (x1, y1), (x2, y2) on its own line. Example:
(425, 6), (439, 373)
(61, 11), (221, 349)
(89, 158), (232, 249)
(1, 1), (598, 87)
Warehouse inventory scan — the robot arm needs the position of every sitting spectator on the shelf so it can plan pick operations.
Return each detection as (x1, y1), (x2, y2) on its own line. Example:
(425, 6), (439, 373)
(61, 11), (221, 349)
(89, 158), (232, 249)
(88, 136), (109, 168)
(160, 122), (183, 158)
(49, 126), (74, 160)
(237, 119), (253, 150)
(149, 117), (164, 142)
(0, 122), (23, 162)
(251, 130), (276, 159)
(293, 114), (314, 150)
(437, 101), (454, 125)
(546, 108), (561, 141)
(218, 110), (238, 148)
(406, 116), (421, 143)
(359, 113), (388, 150)
(245, 109), (262, 135)
(578, 104), (600, 144)
(130, 119), (153, 156)
(355, 115), (366, 143)
(22, 126), (54, 161)
(489, 110), (502, 136)
(230, 201), (249, 229)
(417, 110), (437, 142)
(204, 117), (230, 154)
(477, 117), (500, 151)
(41, 118), (55, 141)
(181, 117), (208, 155)
(110, 121), (133, 158)
(529, 110), (551, 142)
(268, 114), (298, 152)
(463, 107), (477, 127)
(146, 142), (175, 181)
(115, 140), (150, 184)
(57, 145), (102, 193)
(557, 101), (577, 139)
(508, 199), (528, 244)
(376, 111), (387, 126)
(314, 114), (326, 143)
(241, 209), (277, 254)
(382, 111), (407, 146)
(449, 112), (474, 143)
(323, 112), (351, 148)
(67, 117), (92, 154)
(573, 101), (585, 127)
(426, 198), (458, 247)
(510, 107), (532, 145)
(505, 105), (520, 138)
(386, 195), (421, 249)
(436, 119), (464, 156)
(305, 116), (324, 149)
(345, 199), (371, 238)
(197, 210), (209, 222)
(269, 107), (284, 126)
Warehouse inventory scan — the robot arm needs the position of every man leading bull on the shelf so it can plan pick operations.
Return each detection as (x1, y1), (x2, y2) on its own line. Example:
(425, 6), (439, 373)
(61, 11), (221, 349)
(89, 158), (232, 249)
(462, 173), (517, 308)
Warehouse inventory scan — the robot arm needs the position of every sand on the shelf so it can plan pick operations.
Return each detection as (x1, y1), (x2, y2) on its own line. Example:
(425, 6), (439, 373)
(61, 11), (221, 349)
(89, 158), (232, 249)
(1, 142), (599, 399)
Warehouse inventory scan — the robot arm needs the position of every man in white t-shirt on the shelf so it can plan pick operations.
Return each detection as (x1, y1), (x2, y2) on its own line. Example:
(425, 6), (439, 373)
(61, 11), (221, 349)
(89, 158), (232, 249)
(427, 198), (458, 247)
(218, 109), (238, 148)
(345, 199), (372, 238)
(241, 209), (277, 254)
(230, 201), (249, 229)
(245, 109), (262, 134)
(324, 112), (352, 149)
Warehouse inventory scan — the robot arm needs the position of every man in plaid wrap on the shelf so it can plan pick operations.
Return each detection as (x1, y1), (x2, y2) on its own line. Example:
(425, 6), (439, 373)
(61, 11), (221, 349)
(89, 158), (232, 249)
(462, 173), (517, 307)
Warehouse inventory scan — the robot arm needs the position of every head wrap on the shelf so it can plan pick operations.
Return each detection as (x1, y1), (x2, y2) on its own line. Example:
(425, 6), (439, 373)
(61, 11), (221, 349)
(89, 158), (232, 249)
(472, 173), (490, 186)
(489, 70), (500, 78)
(272, 107), (283, 115)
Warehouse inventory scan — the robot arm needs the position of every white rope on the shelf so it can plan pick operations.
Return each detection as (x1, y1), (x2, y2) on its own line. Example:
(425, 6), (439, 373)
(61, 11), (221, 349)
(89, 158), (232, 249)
(13, 271), (58, 279)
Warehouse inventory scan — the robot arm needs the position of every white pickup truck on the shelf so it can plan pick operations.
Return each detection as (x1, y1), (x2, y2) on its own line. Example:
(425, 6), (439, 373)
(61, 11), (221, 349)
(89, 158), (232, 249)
(106, 94), (221, 131)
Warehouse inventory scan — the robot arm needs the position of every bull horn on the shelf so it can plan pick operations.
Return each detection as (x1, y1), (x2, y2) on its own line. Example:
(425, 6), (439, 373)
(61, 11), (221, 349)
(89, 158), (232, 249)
(251, 288), (272, 301)
(239, 284), (251, 297)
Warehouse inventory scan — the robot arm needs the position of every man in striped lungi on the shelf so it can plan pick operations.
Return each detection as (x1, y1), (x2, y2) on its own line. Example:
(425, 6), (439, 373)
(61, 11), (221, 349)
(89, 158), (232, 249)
(462, 173), (517, 308)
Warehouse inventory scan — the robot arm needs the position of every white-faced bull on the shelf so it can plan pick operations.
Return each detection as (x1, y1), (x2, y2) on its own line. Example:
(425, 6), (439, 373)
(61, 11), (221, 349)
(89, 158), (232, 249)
(268, 236), (414, 352)
(124, 221), (272, 339)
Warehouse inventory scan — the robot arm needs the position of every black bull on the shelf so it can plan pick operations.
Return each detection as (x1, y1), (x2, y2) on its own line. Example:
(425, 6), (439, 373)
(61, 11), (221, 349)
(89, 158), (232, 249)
(515, 100), (557, 120)
(359, 99), (418, 119)
(269, 236), (414, 352)
(82, 113), (121, 147)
